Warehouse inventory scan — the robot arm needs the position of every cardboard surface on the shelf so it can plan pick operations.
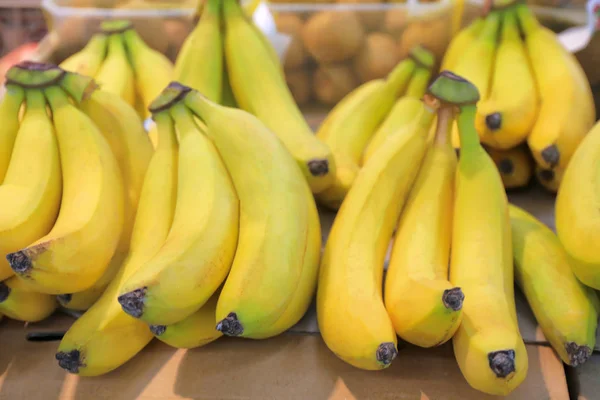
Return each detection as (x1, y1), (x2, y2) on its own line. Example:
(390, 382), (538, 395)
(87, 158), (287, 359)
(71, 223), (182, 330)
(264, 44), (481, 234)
(0, 316), (569, 400)
(572, 352), (600, 400)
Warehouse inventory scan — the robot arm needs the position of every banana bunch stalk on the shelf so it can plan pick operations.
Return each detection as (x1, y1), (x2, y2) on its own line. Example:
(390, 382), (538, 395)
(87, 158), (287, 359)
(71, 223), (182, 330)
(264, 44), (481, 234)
(442, 1), (595, 193)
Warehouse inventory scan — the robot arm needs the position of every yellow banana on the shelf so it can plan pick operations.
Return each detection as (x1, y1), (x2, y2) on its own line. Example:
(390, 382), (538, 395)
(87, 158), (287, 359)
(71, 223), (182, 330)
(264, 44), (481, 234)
(184, 87), (321, 339)
(362, 66), (434, 166)
(556, 120), (600, 289)
(174, 0), (222, 103)
(150, 290), (222, 349)
(517, 4), (595, 169)
(94, 32), (136, 107)
(0, 89), (62, 281)
(0, 276), (56, 322)
(384, 106), (463, 348)
(488, 146), (533, 190)
(510, 204), (597, 366)
(0, 85), (25, 184)
(433, 73), (527, 395)
(7, 86), (124, 295)
(122, 28), (174, 117)
(56, 111), (179, 377)
(318, 98), (435, 370)
(223, 0), (335, 194)
(118, 102), (239, 326)
(59, 34), (108, 77)
(535, 166), (564, 193)
(441, 17), (485, 71)
(476, 10), (539, 150)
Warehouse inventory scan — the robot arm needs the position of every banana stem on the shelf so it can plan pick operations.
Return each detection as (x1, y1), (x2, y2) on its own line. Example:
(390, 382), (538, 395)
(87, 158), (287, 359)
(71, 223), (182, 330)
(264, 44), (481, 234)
(409, 45), (435, 70)
(434, 106), (455, 146)
(169, 103), (200, 139)
(223, 0), (243, 18)
(6, 62), (65, 89)
(515, 3), (539, 35)
(153, 112), (178, 151)
(456, 104), (480, 154)
(386, 58), (417, 98)
(60, 72), (98, 104)
(149, 82), (191, 114)
(24, 88), (46, 110)
(100, 20), (133, 35)
(43, 85), (71, 112)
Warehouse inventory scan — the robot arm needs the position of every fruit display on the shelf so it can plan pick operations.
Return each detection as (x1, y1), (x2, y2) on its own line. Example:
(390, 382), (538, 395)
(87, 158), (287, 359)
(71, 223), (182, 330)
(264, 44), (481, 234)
(443, 2), (596, 193)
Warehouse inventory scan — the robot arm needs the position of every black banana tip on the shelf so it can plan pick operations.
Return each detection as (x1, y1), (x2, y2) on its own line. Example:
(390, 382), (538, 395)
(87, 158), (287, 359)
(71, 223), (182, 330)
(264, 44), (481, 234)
(498, 159), (515, 175)
(57, 294), (72, 306)
(216, 312), (244, 336)
(541, 145), (560, 167)
(565, 342), (592, 367)
(488, 349), (516, 378)
(485, 113), (502, 131)
(0, 282), (10, 303)
(442, 287), (465, 311)
(307, 159), (329, 177)
(117, 288), (147, 318)
(376, 342), (398, 366)
(538, 168), (555, 182)
(6, 250), (32, 274)
(150, 325), (167, 336)
(56, 350), (85, 374)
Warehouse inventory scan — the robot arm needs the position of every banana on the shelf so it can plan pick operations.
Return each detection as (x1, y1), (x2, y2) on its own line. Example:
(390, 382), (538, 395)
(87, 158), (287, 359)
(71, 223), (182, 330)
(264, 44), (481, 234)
(0, 85), (24, 184)
(318, 97), (435, 370)
(509, 204), (598, 366)
(432, 73), (527, 395)
(122, 28), (174, 117)
(441, 17), (485, 71)
(221, 63), (238, 108)
(556, 120), (600, 289)
(476, 9), (539, 150)
(94, 32), (136, 107)
(362, 65), (434, 165)
(118, 102), (239, 326)
(174, 0), (222, 103)
(517, 4), (595, 169)
(7, 86), (124, 295)
(150, 290), (222, 349)
(56, 111), (179, 377)
(223, 0), (335, 194)
(535, 165), (563, 193)
(0, 89), (62, 281)
(59, 34), (108, 77)
(488, 146), (533, 190)
(449, 11), (500, 111)
(384, 105), (463, 348)
(0, 276), (56, 322)
(184, 87), (321, 339)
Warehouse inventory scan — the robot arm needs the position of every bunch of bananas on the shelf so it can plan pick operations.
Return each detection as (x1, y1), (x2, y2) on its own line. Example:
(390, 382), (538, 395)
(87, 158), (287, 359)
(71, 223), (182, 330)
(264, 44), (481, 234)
(443, 1), (595, 193)
(59, 20), (174, 121)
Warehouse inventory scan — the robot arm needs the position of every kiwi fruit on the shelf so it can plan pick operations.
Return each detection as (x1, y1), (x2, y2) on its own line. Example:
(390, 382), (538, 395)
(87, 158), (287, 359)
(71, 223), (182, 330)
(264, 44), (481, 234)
(286, 69), (313, 106)
(354, 33), (399, 82)
(313, 64), (358, 105)
(275, 14), (308, 70)
(302, 11), (365, 64)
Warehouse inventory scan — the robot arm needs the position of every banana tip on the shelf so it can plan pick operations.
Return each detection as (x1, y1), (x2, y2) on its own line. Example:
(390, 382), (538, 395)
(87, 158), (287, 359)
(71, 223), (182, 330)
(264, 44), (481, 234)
(216, 312), (244, 336)
(57, 294), (72, 306)
(565, 342), (592, 367)
(376, 342), (397, 366)
(6, 250), (32, 274)
(488, 349), (516, 378)
(541, 145), (560, 167)
(117, 288), (147, 318)
(0, 282), (10, 303)
(498, 159), (515, 175)
(485, 113), (502, 131)
(442, 287), (465, 311)
(307, 159), (330, 177)
(56, 350), (85, 374)
(150, 325), (167, 336)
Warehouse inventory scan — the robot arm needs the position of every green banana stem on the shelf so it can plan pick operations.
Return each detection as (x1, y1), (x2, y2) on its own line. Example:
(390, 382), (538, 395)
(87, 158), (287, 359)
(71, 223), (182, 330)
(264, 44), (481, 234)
(223, 0), (243, 18)
(148, 82), (191, 114)
(427, 71), (480, 106)
(43, 85), (71, 111)
(405, 67), (433, 98)
(502, 9), (520, 42)
(101, 20), (133, 34)
(515, 3), (539, 36)
(60, 72), (98, 104)
(456, 104), (480, 155)
(6, 62), (65, 89)
(154, 111), (178, 150)
(184, 90), (213, 122)
(386, 58), (417, 98)
(204, 0), (222, 18)
(24, 88), (46, 110)
(169, 102), (199, 137)
(409, 45), (436, 70)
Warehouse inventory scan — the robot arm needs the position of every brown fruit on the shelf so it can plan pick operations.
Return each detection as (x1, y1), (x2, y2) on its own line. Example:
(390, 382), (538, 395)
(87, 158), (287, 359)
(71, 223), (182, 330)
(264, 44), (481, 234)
(286, 69), (313, 106)
(275, 14), (308, 70)
(354, 33), (399, 82)
(336, 0), (386, 32)
(384, 9), (408, 36)
(302, 11), (365, 64)
(313, 64), (358, 105)
(397, 16), (451, 62)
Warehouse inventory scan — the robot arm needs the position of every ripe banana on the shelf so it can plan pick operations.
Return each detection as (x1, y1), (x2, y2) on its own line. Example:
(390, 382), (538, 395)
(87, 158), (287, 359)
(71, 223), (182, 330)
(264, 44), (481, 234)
(0, 89), (62, 281)
(476, 9), (539, 150)
(510, 204), (597, 367)
(174, 0), (222, 103)
(433, 73), (527, 395)
(0, 85), (25, 184)
(7, 86), (124, 295)
(122, 28), (174, 117)
(56, 111), (179, 377)
(441, 17), (484, 71)
(318, 97), (435, 370)
(150, 290), (222, 349)
(517, 4), (595, 169)
(385, 105), (463, 348)
(223, 0), (335, 194)
(59, 34), (108, 77)
(94, 32), (136, 107)
(0, 276), (57, 322)
(119, 102), (239, 326)
(488, 146), (533, 190)
(556, 120), (600, 289)
(362, 65), (434, 166)
(184, 87), (321, 339)
(536, 166), (564, 193)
